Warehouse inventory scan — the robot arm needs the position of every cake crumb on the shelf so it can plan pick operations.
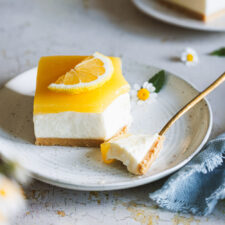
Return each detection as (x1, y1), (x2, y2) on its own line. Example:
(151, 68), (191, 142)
(57, 210), (66, 217)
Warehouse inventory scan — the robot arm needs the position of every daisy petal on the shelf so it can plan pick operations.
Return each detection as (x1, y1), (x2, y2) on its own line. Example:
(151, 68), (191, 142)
(186, 47), (195, 53)
(186, 61), (193, 66)
(143, 82), (148, 89)
(137, 100), (144, 105)
(151, 93), (158, 98)
(194, 55), (199, 63)
(147, 83), (153, 89)
(150, 86), (156, 92)
(181, 54), (187, 62)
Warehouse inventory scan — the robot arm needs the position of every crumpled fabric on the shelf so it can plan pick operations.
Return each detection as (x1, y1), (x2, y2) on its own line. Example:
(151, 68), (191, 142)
(149, 133), (225, 216)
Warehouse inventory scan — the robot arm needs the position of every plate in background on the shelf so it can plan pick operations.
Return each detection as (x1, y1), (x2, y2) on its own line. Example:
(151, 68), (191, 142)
(0, 60), (212, 191)
(132, 0), (225, 32)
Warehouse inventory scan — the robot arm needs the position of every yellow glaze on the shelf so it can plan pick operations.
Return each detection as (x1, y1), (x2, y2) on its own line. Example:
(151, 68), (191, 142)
(100, 142), (115, 164)
(33, 56), (130, 114)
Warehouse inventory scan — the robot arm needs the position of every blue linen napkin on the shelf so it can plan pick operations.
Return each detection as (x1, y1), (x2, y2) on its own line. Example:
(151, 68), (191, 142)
(149, 133), (225, 216)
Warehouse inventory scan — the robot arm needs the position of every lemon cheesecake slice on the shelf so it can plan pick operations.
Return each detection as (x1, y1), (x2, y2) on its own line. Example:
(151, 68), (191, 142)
(101, 134), (164, 175)
(161, 0), (225, 22)
(33, 53), (131, 147)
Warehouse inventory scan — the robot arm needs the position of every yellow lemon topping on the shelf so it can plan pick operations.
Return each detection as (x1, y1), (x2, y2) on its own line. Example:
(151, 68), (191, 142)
(48, 52), (114, 94)
(34, 55), (130, 114)
(186, 53), (194, 62)
(100, 142), (115, 164)
(137, 88), (150, 101)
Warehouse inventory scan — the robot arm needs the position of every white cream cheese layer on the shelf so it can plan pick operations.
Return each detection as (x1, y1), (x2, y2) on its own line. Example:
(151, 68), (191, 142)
(106, 134), (159, 174)
(206, 0), (225, 15)
(33, 93), (131, 140)
(163, 0), (225, 16)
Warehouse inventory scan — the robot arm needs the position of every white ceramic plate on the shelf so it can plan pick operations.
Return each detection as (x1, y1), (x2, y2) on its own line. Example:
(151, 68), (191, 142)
(132, 0), (225, 32)
(0, 61), (212, 191)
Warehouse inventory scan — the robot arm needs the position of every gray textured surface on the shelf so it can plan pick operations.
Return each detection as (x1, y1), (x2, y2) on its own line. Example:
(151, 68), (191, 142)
(0, 0), (225, 224)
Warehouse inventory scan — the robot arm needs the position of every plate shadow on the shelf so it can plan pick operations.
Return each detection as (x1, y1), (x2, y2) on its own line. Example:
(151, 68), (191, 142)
(0, 87), (35, 143)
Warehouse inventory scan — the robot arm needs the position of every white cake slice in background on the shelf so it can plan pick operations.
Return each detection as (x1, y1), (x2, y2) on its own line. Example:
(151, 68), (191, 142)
(161, 0), (225, 22)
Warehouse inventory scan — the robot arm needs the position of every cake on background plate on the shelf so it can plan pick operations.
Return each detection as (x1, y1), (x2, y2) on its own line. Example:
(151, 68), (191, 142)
(161, 0), (225, 22)
(33, 53), (132, 147)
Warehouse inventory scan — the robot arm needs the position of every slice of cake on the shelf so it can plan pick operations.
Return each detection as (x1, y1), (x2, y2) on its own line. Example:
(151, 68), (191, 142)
(101, 134), (164, 175)
(161, 0), (225, 22)
(33, 53), (132, 147)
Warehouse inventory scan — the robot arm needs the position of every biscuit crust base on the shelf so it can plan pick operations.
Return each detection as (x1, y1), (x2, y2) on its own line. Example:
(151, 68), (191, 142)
(35, 126), (128, 147)
(160, 0), (225, 22)
(137, 135), (165, 175)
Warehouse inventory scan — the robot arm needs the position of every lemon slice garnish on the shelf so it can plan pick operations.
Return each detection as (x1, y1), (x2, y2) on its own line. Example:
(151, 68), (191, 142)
(48, 52), (114, 94)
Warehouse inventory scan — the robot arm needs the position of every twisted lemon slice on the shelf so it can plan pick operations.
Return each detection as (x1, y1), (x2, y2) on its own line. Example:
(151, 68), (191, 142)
(48, 52), (113, 94)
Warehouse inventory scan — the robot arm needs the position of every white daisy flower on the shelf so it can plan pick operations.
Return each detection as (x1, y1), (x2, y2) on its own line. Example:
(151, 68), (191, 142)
(181, 48), (199, 66)
(131, 82), (157, 105)
(0, 175), (25, 217)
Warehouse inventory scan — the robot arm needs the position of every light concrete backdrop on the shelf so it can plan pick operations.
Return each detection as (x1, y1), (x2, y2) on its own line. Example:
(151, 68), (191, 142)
(0, 0), (225, 224)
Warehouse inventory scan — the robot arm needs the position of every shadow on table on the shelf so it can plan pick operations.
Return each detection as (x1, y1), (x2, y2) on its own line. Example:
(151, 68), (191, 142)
(0, 87), (35, 143)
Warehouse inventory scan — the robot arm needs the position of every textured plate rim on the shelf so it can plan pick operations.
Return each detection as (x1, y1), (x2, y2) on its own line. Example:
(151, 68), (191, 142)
(131, 0), (225, 32)
(1, 66), (213, 191)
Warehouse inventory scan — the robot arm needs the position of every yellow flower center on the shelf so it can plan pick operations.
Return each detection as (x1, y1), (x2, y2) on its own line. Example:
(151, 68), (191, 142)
(137, 88), (150, 101)
(186, 54), (194, 62)
(0, 189), (6, 197)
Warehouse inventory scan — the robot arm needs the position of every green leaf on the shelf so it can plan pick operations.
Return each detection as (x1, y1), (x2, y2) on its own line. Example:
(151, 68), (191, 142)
(210, 47), (225, 56)
(148, 70), (165, 93)
(0, 157), (16, 178)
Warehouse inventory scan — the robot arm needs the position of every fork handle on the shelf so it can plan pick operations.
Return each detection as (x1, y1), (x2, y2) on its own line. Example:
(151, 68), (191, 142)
(159, 72), (225, 136)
